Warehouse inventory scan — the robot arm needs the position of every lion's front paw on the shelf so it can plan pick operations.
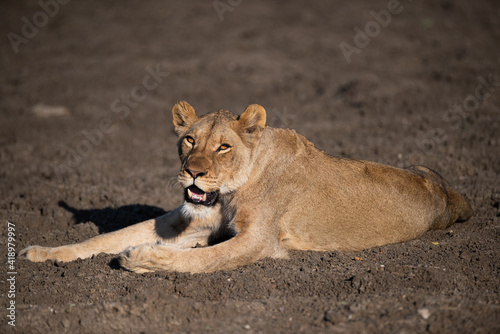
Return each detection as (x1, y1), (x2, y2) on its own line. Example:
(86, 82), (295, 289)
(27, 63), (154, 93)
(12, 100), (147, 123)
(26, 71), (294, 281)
(20, 246), (53, 262)
(119, 244), (179, 273)
(119, 245), (156, 273)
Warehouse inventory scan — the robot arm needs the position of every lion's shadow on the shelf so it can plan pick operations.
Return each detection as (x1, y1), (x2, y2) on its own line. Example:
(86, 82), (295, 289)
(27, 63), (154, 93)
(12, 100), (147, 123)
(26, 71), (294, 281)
(58, 200), (168, 234)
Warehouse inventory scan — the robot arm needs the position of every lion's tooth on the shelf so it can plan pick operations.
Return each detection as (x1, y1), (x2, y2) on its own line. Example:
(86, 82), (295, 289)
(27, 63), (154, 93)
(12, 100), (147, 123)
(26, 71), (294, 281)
(187, 189), (193, 198)
(202, 193), (207, 202)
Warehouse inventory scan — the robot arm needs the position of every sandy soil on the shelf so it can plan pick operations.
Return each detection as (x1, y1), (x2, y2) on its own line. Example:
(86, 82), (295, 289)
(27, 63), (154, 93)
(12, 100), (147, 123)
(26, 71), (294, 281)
(1, 0), (499, 333)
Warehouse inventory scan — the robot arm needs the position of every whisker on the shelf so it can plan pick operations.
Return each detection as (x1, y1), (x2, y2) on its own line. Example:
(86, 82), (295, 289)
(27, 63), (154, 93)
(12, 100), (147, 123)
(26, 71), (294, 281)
(165, 176), (183, 192)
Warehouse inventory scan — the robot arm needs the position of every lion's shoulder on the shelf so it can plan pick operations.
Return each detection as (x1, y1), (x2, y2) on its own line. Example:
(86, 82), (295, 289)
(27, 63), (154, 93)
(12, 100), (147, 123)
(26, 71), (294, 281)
(259, 127), (321, 160)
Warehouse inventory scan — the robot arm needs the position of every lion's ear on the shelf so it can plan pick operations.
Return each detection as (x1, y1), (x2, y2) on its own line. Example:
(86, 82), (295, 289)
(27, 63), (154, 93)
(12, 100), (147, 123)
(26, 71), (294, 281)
(172, 101), (198, 136)
(239, 104), (266, 135)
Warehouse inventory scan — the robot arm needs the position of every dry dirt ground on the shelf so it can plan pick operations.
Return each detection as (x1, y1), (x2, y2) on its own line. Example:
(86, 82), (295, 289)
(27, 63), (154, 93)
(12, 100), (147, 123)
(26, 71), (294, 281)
(1, 0), (499, 333)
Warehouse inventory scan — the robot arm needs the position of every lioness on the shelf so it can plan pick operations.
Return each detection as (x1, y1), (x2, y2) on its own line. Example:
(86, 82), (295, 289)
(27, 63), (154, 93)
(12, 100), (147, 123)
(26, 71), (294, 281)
(21, 101), (473, 273)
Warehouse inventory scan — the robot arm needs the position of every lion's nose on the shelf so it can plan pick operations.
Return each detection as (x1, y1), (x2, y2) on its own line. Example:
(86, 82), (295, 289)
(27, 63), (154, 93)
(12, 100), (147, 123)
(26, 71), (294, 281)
(185, 168), (207, 179)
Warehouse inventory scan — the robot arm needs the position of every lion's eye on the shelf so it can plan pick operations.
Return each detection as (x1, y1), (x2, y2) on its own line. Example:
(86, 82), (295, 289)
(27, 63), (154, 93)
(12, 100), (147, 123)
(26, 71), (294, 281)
(185, 136), (195, 146)
(218, 143), (231, 152)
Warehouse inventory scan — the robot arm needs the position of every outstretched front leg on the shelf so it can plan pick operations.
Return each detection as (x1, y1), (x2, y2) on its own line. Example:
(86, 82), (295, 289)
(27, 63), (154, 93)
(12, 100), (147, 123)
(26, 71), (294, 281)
(20, 206), (212, 263)
(119, 222), (283, 273)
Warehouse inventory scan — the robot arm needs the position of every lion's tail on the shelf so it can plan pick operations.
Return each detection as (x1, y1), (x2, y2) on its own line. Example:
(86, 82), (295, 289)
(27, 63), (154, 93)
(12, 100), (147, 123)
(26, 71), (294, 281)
(408, 166), (474, 229)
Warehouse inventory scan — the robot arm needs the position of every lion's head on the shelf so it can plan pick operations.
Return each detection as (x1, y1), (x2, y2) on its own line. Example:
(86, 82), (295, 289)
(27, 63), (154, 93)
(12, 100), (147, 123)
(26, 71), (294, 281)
(172, 101), (266, 210)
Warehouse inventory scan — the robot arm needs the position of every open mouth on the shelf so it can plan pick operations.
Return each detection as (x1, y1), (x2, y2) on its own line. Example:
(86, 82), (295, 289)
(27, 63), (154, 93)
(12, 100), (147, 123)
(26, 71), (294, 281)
(184, 185), (219, 206)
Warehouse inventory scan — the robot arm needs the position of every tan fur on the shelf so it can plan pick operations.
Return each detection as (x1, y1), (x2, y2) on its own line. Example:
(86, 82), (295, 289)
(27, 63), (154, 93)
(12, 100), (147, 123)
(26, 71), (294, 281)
(21, 101), (473, 273)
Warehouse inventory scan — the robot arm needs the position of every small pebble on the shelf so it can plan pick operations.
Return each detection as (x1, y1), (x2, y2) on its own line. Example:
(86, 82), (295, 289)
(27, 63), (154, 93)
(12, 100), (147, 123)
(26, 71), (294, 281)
(418, 308), (431, 320)
(32, 104), (70, 118)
